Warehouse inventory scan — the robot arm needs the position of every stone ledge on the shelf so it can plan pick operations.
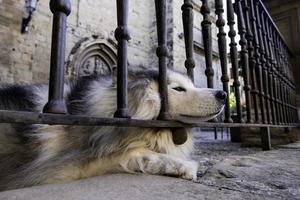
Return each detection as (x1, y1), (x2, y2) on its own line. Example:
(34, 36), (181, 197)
(0, 174), (273, 200)
(0, 141), (299, 200)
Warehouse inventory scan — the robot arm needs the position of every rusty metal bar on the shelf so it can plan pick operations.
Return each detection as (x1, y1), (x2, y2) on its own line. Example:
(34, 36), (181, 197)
(283, 48), (295, 125)
(236, 0), (252, 123)
(256, 6), (273, 124)
(266, 17), (279, 124)
(201, 0), (214, 88)
(255, 0), (270, 124)
(260, 11), (273, 124)
(243, 0), (259, 123)
(227, 0), (243, 123)
(114, 0), (131, 118)
(273, 32), (284, 124)
(258, 0), (290, 52)
(43, 0), (71, 114)
(277, 34), (285, 124)
(267, 21), (280, 125)
(182, 0), (195, 81)
(0, 110), (298, 128)
(155, 0), (170, 120)
(249, 0), (266, 124)
(280, 39), (289, 124)
(215, 0), (232, 123)
(283, 44), (292, 124)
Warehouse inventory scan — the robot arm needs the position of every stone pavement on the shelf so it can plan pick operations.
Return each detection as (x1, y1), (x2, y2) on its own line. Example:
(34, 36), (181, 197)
(0, 132), (299, 200)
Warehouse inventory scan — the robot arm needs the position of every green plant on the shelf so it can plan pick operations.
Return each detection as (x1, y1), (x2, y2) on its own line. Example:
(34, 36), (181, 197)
(229, 92), (236, 113)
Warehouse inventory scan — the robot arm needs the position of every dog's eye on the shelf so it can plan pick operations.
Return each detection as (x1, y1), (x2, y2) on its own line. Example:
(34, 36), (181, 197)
(172, 87), (186, 92)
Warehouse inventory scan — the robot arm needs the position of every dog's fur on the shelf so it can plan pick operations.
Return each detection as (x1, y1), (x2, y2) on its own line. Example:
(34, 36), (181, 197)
(0, 68), (225, 191)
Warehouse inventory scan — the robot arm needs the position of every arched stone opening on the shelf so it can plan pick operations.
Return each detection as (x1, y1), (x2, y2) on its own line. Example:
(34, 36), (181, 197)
(66, 38), (117, 78)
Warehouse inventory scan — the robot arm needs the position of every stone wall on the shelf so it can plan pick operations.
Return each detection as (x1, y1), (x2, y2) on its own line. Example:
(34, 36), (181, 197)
(171, 0), (222, 88)
(0, 0), (221, 88)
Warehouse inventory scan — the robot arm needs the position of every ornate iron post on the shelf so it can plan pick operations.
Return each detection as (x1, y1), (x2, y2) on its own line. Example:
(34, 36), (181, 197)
(227, 0), (243, 123)
(237, 0), (252, 123)
(43, 0), (71, 114)
(250, 0), (266, 123)
(243, 0), (259, 122)
(155, 0), (170, 120)
(114, 0), (131, 118)
(201, 0), (214, 88)
(215, 0), (232, 123)
(182, 0), (195, 81)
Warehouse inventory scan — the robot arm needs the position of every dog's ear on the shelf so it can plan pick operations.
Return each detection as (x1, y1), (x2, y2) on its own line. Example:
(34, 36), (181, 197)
(112, 65), (117, 87)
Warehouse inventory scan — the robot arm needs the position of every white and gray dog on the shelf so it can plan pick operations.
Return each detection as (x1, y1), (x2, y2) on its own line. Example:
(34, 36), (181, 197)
(0, 68), (226, 191)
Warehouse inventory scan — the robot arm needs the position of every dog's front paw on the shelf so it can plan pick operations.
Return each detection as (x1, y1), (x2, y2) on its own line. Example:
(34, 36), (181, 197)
(180, 160), (198, 182)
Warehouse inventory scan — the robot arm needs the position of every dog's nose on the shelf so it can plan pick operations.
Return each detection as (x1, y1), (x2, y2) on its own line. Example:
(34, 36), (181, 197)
(215, 90), (227, 103)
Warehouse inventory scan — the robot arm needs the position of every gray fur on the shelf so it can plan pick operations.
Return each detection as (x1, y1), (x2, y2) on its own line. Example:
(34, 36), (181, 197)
(0, 68), (224, 191)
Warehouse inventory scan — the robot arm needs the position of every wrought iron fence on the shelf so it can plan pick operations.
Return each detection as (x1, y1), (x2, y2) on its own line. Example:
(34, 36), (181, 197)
(0, 0), (299, 150)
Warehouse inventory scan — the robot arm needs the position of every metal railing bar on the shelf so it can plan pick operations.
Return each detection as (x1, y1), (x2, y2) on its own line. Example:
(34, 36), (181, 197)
(257, 0), (293, 55)
(201, 0), (214, 88)
(243, 0), (259, 123)
(182, 0), (195, 82)
(267, 20), (280, 125)
(255, 0), (271, 124)
(114, 0), (131, 118)
(265, 16), (277, 124)
(272, 31), (284, 124)
(43, 0), (71, 114)
(227, 0), (243, 123)
(260, 10), (274, 124)
(257, 7), (274, 124)
(236, 0), (252, 123)
(155, 0), (170, 120)
(0, 110), (298, 128)
(249, 0), (266, 124)
(215, 0), (232, 123)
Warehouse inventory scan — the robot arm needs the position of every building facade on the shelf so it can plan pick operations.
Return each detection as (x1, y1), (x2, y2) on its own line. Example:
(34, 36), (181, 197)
(0, 0), (222, 89)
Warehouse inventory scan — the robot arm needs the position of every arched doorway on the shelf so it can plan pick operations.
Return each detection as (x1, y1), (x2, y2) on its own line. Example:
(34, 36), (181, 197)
(66, 38), (117, 78)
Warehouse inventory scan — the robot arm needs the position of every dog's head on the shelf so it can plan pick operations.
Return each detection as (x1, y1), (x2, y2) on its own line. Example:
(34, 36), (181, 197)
(167, 71), (225, 123)
(126, 68), (226, 123)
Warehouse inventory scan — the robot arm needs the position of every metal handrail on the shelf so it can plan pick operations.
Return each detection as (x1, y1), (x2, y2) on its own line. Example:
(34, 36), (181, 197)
(0, 110), (298, 128)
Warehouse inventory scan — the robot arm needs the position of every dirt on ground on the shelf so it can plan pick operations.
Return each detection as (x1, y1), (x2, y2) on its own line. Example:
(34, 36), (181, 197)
(193, 131), (300, 200)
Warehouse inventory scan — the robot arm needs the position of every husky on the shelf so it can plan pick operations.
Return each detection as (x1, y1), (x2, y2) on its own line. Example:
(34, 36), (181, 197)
(0, 68), (226, 191)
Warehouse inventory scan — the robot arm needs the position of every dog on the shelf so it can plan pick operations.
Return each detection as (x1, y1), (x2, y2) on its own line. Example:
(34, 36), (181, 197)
(0, 67), (225, 191)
